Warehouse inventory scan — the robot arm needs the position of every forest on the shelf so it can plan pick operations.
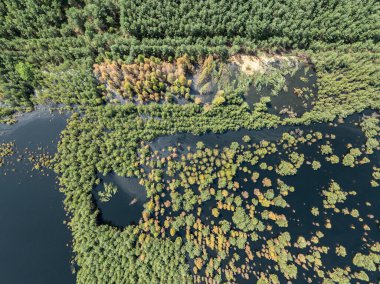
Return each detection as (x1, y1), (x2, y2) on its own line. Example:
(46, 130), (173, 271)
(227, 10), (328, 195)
(1, 0), (379, 113)
(1, 0), (379, 283)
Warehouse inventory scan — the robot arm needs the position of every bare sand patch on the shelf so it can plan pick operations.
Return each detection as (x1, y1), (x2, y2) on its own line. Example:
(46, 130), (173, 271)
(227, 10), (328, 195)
(230, 54), (299, 75)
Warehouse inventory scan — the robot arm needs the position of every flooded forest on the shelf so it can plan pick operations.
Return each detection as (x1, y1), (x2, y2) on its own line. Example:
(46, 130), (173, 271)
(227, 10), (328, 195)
(0, 1), (379, 283)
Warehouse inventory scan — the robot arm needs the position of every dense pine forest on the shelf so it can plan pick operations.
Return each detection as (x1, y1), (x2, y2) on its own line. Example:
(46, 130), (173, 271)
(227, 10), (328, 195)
(1, 1), (379, 283)
(1, 0), (379, 113)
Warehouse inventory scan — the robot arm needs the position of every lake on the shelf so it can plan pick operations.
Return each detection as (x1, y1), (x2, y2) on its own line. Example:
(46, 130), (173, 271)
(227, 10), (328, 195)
(0, 109), (74, 284)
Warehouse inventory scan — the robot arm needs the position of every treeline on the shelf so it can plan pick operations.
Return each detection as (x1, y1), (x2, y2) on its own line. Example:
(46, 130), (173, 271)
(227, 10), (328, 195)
(0, 36), (96, 108)
(0, 0), (119, 39)
(0, 0), (119, 110)
(2, 0), (378, 48)
(0, 0), (66, 39)
(121, 0), (380, 48)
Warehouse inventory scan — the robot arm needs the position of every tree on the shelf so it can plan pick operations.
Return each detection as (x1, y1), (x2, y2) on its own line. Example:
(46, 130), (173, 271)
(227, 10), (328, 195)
(212, 96), (226, 106)
(276, 160), (297, 176)
(211, 208), (219, 218)
(15, 62), (34, 82)
(353, 252), (380, 271)
(342, 153), (355, 167)
(335, 245), (347, 257)
(311, 160), (321, 170)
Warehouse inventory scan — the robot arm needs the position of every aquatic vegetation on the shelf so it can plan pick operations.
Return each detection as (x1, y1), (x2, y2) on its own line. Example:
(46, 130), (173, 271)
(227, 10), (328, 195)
(371, 167), (380, 187)
(320, 144), (333, 155)
(29, 153), (54, 172)
(326, 155), (340, 164)
(342, 153), (355, 167)
(321, 181), (350, 209)
(312, 160), (321, 170)
(352, 252), (380, 272)
(0, 142), (15, 167)
(115, 118), (378, 282)
(311, 207), (319, 216)
(276, 160), (297, 176)
(335, 245), (347, 257)
(360, 116), (380, 154)
(98, 182), (118, 202)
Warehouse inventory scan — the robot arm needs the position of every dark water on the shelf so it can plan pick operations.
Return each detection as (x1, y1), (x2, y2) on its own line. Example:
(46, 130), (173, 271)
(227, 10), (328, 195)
(93, 173), (147, 227)
(0, 109), (74, 284)
(245, 63), (317, 117)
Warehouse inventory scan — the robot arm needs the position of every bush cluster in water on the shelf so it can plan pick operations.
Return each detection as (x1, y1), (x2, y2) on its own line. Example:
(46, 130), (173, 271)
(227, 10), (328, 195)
(54, 102), (380, 282)
(132, 123), (379, 282)
(0, 142), (15, 167)
(98, 182), (118, 202)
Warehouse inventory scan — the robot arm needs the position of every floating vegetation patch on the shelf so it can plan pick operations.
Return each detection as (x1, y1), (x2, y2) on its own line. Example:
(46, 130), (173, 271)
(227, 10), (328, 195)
(98, 182), (118, 202)
(361, 116), (380, 154)
(0, 143), (57, 177)
(26, 148), (54, 172)
(0, 141), (15, 166)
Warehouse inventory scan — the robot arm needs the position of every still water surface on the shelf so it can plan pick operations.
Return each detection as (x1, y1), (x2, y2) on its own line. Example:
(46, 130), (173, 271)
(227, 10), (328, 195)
(0, 109), (74, 284)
